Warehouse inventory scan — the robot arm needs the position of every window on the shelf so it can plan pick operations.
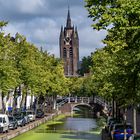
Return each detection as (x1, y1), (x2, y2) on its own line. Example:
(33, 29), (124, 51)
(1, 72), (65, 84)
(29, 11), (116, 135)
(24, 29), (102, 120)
(63, 47), (66, 58)
(69, 47), (73, 58)
(3, 118), (6, 123)
(0, 118), (2, 123)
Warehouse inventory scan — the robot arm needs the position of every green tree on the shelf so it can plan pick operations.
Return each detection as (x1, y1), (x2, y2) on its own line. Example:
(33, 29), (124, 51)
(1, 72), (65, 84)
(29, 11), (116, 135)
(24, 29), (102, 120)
(78, 55), (93, 76)
(0, 33), (20, 113)
(85, 0), (140, 133)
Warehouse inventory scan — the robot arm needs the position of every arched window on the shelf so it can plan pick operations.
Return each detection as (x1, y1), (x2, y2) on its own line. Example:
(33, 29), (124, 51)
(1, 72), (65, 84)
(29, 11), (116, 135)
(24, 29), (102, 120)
(63, 47), (66, 58)
(69, 47), (73, 58)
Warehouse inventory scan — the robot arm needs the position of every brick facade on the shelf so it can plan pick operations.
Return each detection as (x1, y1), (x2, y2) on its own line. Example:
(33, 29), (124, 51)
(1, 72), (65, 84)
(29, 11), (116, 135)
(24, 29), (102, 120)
(59, 9), (79, 76)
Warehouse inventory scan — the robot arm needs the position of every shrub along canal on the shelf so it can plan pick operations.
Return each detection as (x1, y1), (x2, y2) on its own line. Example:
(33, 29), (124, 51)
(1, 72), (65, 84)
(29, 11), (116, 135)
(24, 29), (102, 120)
(11, 106), (102, 140)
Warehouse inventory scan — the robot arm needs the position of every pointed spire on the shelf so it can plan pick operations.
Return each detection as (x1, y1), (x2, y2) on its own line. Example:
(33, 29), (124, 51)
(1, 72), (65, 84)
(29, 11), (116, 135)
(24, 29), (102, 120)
(66, 5), (71, 28)
(75, 26), (77, 32)
(60, 25), (63, 33)
(75, 26), (79, 39)
(60, 26), (64, 38)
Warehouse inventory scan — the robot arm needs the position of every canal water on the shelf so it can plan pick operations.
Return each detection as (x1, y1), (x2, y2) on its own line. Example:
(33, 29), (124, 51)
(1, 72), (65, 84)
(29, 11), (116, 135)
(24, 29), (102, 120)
(12, 106), (101, 140)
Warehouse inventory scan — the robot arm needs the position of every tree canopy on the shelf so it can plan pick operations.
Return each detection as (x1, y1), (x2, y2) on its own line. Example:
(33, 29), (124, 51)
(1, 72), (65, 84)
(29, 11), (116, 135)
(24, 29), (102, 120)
(0, 22), (69, 100)
(85, 0), (140, 107)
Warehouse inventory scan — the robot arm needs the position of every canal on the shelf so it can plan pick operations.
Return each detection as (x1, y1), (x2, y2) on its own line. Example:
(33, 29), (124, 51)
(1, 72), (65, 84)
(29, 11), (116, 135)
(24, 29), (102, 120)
(12, 106), (101, 140)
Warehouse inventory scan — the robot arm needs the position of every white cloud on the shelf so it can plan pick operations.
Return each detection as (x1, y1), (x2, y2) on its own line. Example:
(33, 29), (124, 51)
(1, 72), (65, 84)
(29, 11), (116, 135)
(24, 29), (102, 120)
(17, 0), (45, 14)
(2, 0), (107, 59)
(0, 0), (46, 14)
(79, 27), (106, 48)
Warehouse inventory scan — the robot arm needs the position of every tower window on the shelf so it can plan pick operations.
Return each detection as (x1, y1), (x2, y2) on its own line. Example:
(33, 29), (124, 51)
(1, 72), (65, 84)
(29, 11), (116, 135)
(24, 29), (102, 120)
(63, 47), (66, 58)
(69, 47), (73, 58)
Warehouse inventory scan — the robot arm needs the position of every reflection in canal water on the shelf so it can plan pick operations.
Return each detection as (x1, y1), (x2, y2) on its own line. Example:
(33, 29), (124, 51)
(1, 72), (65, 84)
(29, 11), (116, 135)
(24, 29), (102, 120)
(12, 105), (101, 140)
(65, 117), (96, 131)
(47, 106), (97, 132)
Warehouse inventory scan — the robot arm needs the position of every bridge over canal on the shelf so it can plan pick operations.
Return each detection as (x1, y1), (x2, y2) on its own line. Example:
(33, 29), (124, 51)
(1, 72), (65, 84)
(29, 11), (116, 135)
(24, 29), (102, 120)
(57, 96), (109, 115)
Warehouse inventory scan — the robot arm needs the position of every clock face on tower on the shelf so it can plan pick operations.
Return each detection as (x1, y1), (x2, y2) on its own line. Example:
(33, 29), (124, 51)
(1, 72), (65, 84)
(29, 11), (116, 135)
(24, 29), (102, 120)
(65, 37), (70, 42)
(64, 36), (71, 45)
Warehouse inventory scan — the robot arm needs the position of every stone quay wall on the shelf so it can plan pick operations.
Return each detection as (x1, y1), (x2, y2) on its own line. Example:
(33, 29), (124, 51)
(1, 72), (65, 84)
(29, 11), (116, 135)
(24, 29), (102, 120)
(0, 112), (60, 140)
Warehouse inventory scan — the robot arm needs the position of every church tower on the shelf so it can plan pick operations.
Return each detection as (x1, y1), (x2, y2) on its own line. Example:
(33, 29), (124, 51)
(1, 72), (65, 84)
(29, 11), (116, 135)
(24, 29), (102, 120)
(59, 8), (79, 76)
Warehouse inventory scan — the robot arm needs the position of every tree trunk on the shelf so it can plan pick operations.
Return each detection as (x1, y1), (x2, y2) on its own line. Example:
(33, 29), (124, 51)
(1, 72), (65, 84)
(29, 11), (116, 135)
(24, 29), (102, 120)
(116, 102), (118, 119)
(16, 85), (22, 109)
(46, 95), (53, 113)
(133, 107), (137, 134)
(42, 100), (46, 114)
(1, 92), (5, 114)
(20, 93), (25, 109)
(112, 96), (115, 118)
(68, 93), (71, 103)
(118, 107), (121, 122)
(5, 92), (10, 114)
(53, 98), (56, 110)
(124, 108), (127, 140)
(35, 97), (39, 115)
(92, 94), (95, 102)
(24, 91), (27, 110)
(75, 96), (77, 103)
(30, 95), (33, 110)
(0, 92), (2, 113)
(53, 93), (57, 110)
(116, 102), (120, 121)
(12, 88), (17, 114)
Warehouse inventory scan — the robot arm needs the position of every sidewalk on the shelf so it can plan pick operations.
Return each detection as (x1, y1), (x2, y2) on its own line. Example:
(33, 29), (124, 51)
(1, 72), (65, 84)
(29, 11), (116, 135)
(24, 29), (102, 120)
(101, 129), (110, 140)
(126, 108), (140, 133)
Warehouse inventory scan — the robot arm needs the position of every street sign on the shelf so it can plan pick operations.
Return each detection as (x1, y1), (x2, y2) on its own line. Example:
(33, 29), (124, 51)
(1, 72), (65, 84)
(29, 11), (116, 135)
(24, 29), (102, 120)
(8, 107), (12, 111)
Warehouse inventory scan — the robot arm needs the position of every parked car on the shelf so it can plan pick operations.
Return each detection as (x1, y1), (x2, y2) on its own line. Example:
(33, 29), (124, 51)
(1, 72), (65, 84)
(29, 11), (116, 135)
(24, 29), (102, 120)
(8, 116), (18, 130)
(105, 116), (116, 132)
(21, 111), (30, 124)
(129, 135), (140, 140)
(14, 114), (26, 127)
(36, 109), (44, 118)
(111, 123), (133, 140)
(108, 120), (123, 136)
(0, 114), (9, 133)
(26, 110), (36, 121)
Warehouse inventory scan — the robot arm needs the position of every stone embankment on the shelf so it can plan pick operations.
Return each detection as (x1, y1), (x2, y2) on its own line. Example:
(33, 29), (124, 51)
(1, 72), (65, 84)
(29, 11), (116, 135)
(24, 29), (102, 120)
(0, 112), (60, 140)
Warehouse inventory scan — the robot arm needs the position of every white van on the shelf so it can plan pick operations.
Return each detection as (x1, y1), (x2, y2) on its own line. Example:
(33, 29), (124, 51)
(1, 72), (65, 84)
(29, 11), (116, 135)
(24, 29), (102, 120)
(0, 114), (9, 133)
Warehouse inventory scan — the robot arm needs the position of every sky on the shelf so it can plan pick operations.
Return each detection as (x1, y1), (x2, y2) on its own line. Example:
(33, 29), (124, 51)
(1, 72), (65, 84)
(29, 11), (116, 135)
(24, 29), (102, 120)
(0, 0), (107, 60)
